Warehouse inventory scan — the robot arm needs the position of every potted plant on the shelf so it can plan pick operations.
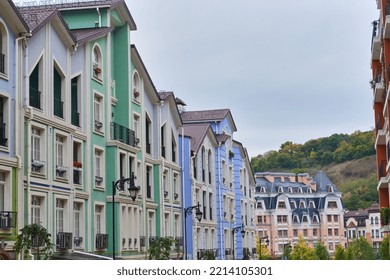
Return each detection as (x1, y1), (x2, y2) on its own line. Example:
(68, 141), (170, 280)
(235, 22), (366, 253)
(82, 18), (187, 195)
(73, 161), (82, 169)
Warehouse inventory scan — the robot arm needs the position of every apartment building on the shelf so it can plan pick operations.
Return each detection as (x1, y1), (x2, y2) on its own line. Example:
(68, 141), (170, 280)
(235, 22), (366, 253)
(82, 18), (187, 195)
(254, 171), (345, 257)
(371, 0), (390, 235)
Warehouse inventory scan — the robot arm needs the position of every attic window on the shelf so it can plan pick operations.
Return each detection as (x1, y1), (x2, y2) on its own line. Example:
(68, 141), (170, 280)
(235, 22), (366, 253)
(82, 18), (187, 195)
(328, 186), (334, 193)
(298, 187), (303, 193)
(132, 71), (141, 102)
(302, 216), (309, 223)
(277, 201), (286, 209)
(327, 201), (337, 209)
(309, 201), (315, 208)
(293, 215), (299, 223)
(313, 215), (319, 223)
(92, 45), (103, 80)
(291, 201), (297, 209)
(260, 187), (266, 193)
(307, 188), (312, 193)
(256, 201), (263, 209)
(299, 201), (305, 209)
(278, 186), (283, 193)
(288, 187), (293, 193)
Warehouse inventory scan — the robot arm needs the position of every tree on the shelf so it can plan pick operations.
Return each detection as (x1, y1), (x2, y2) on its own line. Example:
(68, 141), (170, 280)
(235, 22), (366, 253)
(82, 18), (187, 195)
(314, 242), (330, 260)
(256, 238), (272, 260)
(379, 235), (390, 260)
(345, 237), (374, 260)
(148, 237), (178, 260)
(290, 235), (316, 260)
(333, 244), (346, 260)
(14, 223), (53, 260)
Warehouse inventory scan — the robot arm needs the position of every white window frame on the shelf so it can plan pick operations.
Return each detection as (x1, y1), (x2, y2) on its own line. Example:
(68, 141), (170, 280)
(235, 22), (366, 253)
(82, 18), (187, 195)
(0, 94), (9, 150)
(31, 124), (46, 175)
(93, 92), (104, 133)
(92, 44), (103, 82)
(55, 133), (68, 180)
(0, 19), (9, 79)
(94, 146), (105, 189)
(73, 201), (84, 248)
(132, 70), (141, 103)
(0, 170), (11, 212)
(31, 193), (46, 225)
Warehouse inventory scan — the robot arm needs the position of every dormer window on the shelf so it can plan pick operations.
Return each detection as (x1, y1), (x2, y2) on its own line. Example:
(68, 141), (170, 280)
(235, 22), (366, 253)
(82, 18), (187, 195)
(299, 201), (305, 209)
(288, 187), (293, 193)
(277, 201), (286, 209)
(328, 185), (334, 193)
(256, 201), (263, 209)
(312, 215), (319, 223)
(278, 186), (283, 193)
(302, 215), (309, 223)
(298, 187), (303, 193)
(260, 187), (266, 193)
(293, 215), (299, 223)
(0, 21), (9, 77)
(309, 201), (315, 208)
(291, 201), (297, 209)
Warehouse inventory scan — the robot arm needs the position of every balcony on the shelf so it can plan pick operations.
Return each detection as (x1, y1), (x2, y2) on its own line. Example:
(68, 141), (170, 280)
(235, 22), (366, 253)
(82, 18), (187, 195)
(0, 122), (7, 147)
(372, 20), (381, 60)
(56, 232), (73, 250)
(29, 88), (41, 110)
(71, 109), (80, 127)
(0, 211), (16, 229)
(0, 53), (4, 75)
(96, 234), (108, 249)
(110, 122), (138, 147)
(54, 98), (64, 118)
(74, 237), (83, 247)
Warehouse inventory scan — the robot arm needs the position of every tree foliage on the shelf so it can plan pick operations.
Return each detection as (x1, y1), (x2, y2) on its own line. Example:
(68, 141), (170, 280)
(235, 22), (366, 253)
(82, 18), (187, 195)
(256, 238), (272, 260)
(13, 223), (53, 260)
(333, 244), (347, 260)
(148, 237), (179, 260)
(290, 235), (316, 260)
(314, 242), (330, 260)
(379, 235), (390, 260)
(251, 130), (375, 173)
(345, 237), (375, 260)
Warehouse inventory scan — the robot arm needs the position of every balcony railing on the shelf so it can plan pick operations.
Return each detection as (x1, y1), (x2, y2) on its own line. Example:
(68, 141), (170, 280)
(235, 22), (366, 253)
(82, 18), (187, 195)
(225, 248), (232, 256)
(54, 98), (64, 118)
(0, 53), (4, 75)
(0, 211), (17, 229)
(140, 236), (145, 248)
(71, 109), (80, 127)
(73, 169), (82, 185)
(110, 122), (138, 147)
(96, 233), (108, 249)
(56, 232), (73, 250)
(29, 88), (41, 110)
(0, 122), (7, 147)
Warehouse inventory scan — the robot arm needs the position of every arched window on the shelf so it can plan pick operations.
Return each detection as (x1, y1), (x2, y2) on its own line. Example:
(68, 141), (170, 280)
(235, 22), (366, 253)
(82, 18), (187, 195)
(293, 215), (299, 223)
(0, 21), (9, 76)
(132, 71), (141, 102)
(288, 187), (293, 193)
(328, 185), (334, 193)
(92, 45), (102, 80)
(278, 186), (283, 193)
(260, 187), (266, 193)
(299, 201), (305, 209)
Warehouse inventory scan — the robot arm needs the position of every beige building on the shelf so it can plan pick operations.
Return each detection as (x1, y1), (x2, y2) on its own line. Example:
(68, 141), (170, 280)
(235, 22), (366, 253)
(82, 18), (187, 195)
(254, 171), (345, 257)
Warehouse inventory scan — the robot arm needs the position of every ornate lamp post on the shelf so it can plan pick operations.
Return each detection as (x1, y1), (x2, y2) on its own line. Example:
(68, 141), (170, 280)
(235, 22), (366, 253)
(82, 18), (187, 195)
(184, 202), (202, 260)
(112, 173), (140, 260)
(259, 236), (269, 260)
(232, 223), (245, 259)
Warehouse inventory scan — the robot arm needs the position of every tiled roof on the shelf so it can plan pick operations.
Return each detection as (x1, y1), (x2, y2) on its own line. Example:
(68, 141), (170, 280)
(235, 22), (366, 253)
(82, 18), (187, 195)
(71, 27), (113, 44)
(18, 6), (58, 32)
(313, 171), (340, 192)
(181, 109), (230, 123)
(215, 133), (229, 144)
(182, 123), (213, 153)
(16, 0), (121, 9)
(158, 91), (174, 100)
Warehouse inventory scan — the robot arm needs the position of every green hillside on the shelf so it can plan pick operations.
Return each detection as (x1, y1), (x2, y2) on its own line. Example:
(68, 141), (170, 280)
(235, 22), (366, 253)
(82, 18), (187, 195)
(251, 130), (378, 210)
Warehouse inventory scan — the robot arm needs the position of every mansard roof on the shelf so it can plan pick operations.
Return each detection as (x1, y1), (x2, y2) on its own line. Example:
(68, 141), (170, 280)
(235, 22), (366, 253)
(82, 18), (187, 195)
(313, 170), (340, 193)
(181, 109), (237, 132)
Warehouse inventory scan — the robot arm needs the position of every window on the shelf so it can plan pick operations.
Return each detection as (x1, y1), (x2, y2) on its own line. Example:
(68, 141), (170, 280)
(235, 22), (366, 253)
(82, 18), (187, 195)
(278, 229), (288, 238)
(312, 215), (319, 223)
(328, 228), (333, 236)
(375, 217), (379, 225)
(334, 228), (339, 236)
(313, 229), (317, 237)
(333, 215), (339, 223)
(302, 216), (309, 223)
(327, 201), (337, 209)
(327, 215), (332, 223)
(328, 186), (334, 193)
(0, 96), (8, 147)
(31, 127), (45, 174)
(257, 216), (262, 224)
(278, 186), (283, 193)
(132, 71), (141, 102)
(133, 114), (140, 145)
(328, 242), (333, 251)
(0, 172), (5, 212)
(55, 135), (67, 179)
(161, 125), (166, 158)
(94, 148), (104, 187)
(31, 196), (44, 225)
(74, 202), (83, 247)
(92, 45), (102, 80)
(277, 215), (288, 223)
(145, 114), (151, 154)
(303, 229), (308, 237)
(71, 76), (81, 127)
(290, 201), (297, 209)
(288, 187), (293, 193)
(260, 187), (266, 193)
(299, 201), (305, 209)
(171, 131), (177, 162)
(93, 94), (103, 132)
(0, 21), (8, 76)
(146, 165), (153, 199)
(371, 217), (374, 225)
(73, 141), (83, 185)
(293, 229), (298, 237)
(293, 215), (299, 223)
(308, 201), (315, 208)
(29, 58), (43, 109)
(95, 204), (104, 234)
(173, 173), (179, 201)
(53, 65), (64, 118)
(208, 150), (212, 184)
(56, 199), (66, 233)
(277, 201), (286, 209)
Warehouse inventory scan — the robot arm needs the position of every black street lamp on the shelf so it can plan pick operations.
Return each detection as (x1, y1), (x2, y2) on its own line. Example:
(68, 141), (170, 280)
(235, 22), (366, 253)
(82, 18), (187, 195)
(259, 236), (269, 260)
(112, 173), (140, 260)
(232, 223), (245, 259)
(184, 202), (202, 260)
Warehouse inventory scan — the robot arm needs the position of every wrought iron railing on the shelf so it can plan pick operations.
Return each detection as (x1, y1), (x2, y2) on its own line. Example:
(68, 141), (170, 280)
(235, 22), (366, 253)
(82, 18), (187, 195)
(29, 88), (41, 109)
(0, 211), (16, 229)
(0, 122), (7, 147)
(71, 109), (80, 127)
(56, 232), (73, 250)
(96, 233), (108, 249)
(110, 122), (138, 147)
(54, 98), (64, 118)
(0, 53), (4, 75)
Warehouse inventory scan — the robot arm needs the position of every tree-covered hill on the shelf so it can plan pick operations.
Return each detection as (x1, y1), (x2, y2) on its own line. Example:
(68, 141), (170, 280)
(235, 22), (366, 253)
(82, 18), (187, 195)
(251, 130), (378, 210)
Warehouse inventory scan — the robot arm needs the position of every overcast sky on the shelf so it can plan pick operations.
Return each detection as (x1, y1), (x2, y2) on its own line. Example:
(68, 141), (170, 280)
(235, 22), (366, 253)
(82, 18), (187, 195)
(126, 0), (379, 158)
(14, 0), (380, 158)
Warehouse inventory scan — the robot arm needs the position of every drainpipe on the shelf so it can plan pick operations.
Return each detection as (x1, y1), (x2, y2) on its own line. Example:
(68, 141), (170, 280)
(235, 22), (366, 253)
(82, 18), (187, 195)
(187, 151), (196, 260)
(217, 141), (223, 259)
(96, 8), (102, 28)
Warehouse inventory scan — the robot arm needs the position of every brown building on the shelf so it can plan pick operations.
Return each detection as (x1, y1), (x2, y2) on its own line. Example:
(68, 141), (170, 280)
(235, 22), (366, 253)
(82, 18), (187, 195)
(370, 0), (390, 235)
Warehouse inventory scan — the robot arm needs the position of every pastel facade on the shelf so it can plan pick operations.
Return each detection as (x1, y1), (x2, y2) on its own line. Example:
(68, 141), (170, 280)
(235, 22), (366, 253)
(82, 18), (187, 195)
(0, 0), (29, 259)
(254, 172), (345, 257)
(181, 109), (256, 260)
(370, 0), (390, 236)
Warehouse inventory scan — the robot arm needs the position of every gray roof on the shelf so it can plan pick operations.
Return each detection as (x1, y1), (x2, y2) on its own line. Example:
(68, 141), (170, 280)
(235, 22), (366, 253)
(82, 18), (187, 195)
(71, 27), (113, 45)
(181, 109), (230, 123)
(313, 170), (340, 193)
(182, 123), (216, 153)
